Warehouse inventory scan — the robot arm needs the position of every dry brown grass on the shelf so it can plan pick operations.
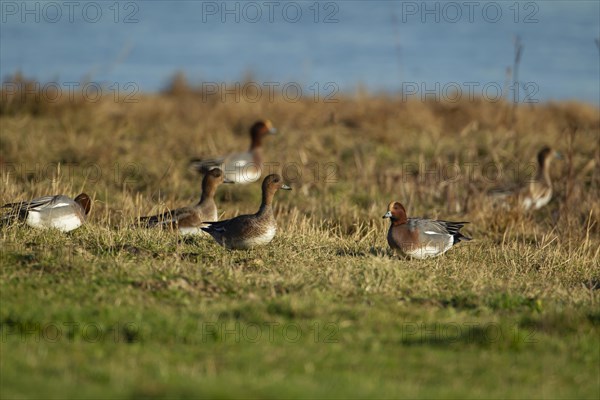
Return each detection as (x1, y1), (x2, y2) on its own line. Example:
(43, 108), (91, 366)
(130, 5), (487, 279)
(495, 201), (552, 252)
(2, 80), (598, 237)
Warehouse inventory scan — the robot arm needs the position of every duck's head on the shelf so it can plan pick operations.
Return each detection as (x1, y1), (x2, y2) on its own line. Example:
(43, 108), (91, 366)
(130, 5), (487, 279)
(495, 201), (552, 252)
(383, 201), (407, 224)
(263, 174), (292, 193)
(204, 168), (234, 188)
(537, 146), (562, 168)
(250, 120), (277, 147)
(74, 193), (92, 215)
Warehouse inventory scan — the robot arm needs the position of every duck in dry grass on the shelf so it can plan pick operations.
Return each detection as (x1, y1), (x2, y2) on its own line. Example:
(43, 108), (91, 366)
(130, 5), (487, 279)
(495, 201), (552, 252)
(489, 146), (561, 210)
(1, 193), (92, 232)
(138, 168), (232, 234)
(189, 120), (277, 184)
(383, 201), (471, 259)
(202, 174), (291, 249)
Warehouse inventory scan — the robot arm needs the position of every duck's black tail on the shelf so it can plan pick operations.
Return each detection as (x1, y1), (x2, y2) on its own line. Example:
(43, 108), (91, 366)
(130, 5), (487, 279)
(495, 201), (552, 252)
(442, 221), (472, 244)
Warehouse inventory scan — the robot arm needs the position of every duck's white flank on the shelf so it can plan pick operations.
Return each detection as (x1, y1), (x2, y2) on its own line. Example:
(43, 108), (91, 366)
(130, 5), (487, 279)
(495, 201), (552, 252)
(404, 236), (453, 259)
(26, 211), (83, 232)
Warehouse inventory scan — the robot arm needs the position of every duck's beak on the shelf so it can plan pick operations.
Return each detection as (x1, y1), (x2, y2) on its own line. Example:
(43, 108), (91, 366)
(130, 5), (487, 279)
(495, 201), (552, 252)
(269, 127), (277, 134)
(554, 151), (563, 160)
(383, 211), (392, 219)
(281, 184), (292, 190)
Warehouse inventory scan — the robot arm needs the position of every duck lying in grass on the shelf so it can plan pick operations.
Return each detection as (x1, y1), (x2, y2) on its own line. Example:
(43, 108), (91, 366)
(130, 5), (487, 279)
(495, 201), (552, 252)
(138, 168), (232, 235)
(1, 193), (92, 232)
(202, 174), (291, 249)
(383, 201), (471, 259)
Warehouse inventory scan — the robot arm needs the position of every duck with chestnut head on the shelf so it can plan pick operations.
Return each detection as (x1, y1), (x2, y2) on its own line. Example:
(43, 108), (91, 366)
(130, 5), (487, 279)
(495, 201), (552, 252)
(2, 193), (92, 232)
(383, 201), (471, 259)
(189, 120), (277, 184)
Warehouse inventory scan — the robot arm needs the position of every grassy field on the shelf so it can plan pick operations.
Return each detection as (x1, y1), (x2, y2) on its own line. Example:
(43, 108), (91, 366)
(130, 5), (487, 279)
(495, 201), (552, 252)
(1, 80), (599, 399)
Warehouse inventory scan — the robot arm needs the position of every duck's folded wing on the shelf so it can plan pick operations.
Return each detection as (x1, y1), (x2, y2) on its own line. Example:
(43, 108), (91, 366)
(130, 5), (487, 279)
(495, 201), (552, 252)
(138, 214), (167, 228)
(139, 208), (192, 228)
(411, 219), (447, 235)
(439, 220), (469, 234)
(1, 195), (70, 225)
(414, 219), (469, 236)
(189, 156), (225, 173)
(201, 219), (229, 232)
(36, 195), (77, 210)
(202, 214), (253, 234)
(201, 151), (253, 167)
(2, 195), (60, 211)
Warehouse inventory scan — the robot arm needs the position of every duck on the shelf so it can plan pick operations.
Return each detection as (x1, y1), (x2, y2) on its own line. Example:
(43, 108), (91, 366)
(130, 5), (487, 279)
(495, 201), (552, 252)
(1, 193), (92, 232)
(201, 174), (291, 249)
(189, 120), (277, 184)
(489, 146), (561, 210)
(383, 201), (471, 259)
(138, 168), (232, 234)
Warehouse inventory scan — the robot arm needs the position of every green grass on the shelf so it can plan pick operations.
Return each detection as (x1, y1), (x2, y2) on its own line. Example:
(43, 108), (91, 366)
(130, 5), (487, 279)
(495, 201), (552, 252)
(1, 224), (598, 399)
(1, 90), (599, 398)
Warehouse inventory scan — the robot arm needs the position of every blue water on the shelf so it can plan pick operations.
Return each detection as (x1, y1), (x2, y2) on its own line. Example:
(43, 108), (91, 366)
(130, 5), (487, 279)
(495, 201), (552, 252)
(1, 1), (599, 103)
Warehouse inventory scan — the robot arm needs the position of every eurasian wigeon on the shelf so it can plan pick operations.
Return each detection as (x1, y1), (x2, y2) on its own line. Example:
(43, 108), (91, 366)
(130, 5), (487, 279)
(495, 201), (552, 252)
(383, 201), (471, 259)
(189, 120), (277, 184)
(201, 174), (291, 249)
(1, 193), (92, 232)
(138, 168), (232, 234)
(489, 146), (561, 210)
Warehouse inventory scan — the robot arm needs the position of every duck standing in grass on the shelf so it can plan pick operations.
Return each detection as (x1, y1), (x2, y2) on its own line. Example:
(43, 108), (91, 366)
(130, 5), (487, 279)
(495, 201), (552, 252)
(489, 146), (561, 210)
(383, 201), (471, 259)
(189, 120), (277, 184)
(1, 193), (92, 232)
(138, 168), (232, 234)
(202, 174), (291, 249)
